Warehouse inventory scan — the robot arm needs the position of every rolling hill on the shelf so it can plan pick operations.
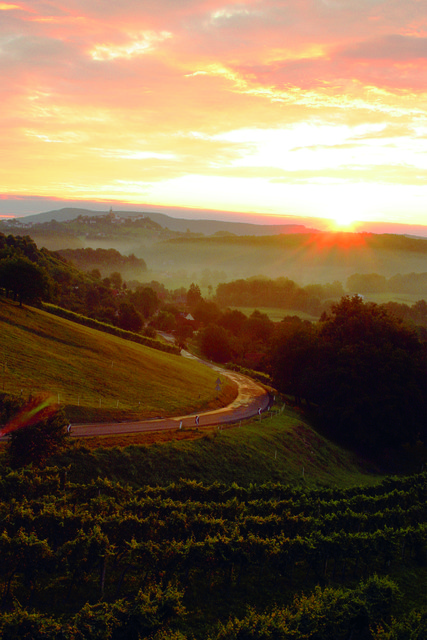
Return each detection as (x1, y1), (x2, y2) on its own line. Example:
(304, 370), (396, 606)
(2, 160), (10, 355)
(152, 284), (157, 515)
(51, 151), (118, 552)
(0, 299), (236, 424)
(2, 208), (427, 292)
(7, 206), (315, 235)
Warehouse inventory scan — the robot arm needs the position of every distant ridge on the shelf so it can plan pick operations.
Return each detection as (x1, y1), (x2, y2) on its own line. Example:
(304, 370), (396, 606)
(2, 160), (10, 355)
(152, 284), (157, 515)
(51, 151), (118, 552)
(18, 207), (318, 236)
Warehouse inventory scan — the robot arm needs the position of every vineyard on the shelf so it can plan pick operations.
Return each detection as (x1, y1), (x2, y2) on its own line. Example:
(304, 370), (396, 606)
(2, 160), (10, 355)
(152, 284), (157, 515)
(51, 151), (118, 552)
(0, 467), (425, 638)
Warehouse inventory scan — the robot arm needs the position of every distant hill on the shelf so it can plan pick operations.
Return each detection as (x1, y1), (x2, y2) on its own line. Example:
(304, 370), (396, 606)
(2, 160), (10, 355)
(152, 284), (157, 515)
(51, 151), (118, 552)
(12, 207), (317, 236)
(2, 208), (427, 290)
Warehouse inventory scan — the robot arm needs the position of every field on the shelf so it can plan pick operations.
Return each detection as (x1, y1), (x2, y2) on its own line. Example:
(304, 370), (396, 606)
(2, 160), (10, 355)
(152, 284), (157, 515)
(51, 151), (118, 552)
(229, 306), (320, 322)
(0, 299), (236, 423)
(0, 457), (424, 638)
(359, 292), (426, 305)
(229, 295), (425, 321)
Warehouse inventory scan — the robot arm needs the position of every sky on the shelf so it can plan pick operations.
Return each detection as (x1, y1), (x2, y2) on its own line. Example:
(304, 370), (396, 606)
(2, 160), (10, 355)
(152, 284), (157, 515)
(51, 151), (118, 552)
(1, 0), (427, 232)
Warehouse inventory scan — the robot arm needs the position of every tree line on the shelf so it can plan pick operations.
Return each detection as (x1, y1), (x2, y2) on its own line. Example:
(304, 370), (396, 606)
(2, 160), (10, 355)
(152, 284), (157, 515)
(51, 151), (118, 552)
(270, 296), (427, 459)
(185, 291), (426, 462)
(57, 247), (147, 273)
(0, 233), (158, 333)
(215, 276), (344, 316)
(347, 272), (427, 295)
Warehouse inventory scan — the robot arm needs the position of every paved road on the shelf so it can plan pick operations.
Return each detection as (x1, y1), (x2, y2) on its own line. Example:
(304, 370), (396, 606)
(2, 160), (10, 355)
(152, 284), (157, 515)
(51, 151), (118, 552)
(70, 350), (270, 438)
(0, 341), (269, 440)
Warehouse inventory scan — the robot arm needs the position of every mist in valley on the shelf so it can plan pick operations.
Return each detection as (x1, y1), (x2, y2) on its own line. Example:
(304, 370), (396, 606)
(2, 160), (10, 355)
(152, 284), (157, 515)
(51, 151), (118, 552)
(33, 232), (427, 304)
(4, 209), (427, 308)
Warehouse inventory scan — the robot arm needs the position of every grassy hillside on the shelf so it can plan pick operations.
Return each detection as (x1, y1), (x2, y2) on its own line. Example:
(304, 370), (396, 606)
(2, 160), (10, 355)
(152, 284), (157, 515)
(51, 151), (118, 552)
(50, 407), (383, 489)
(0, 299), (236, 423)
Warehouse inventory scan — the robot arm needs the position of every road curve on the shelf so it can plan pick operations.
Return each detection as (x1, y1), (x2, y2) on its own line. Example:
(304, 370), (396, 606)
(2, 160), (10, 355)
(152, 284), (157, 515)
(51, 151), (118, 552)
(70, 351), (270, 438)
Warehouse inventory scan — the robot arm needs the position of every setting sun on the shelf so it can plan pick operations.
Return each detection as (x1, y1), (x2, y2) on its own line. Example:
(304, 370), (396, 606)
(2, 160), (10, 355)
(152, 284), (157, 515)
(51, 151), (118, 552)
(330, 210), (357, 231)
(0, 0), (427, 234)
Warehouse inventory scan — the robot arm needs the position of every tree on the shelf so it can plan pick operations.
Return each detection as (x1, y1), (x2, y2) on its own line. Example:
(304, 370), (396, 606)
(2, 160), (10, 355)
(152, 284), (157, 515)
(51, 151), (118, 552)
(131, 286), (159, 319)
(90, 268), (102, 280)
(109, 271), (123, 290)
(0, 256), (49, 306)
(192, 299), (221, 326)
(151, 310), (176, 332)
(271, 324), (319, 407)
(219, 309), (247, 336)
(199, 324), (232, 363)
(186, 283), (202, 308)
(347, 273), (388, 294)
(7, 395), (68, 468)
(116, 303), (143, 332)
(246, 310), (274, 342)
(271, 296), (426, 457)
(174, 316), (194, 348)
(315, 296), (426, 454)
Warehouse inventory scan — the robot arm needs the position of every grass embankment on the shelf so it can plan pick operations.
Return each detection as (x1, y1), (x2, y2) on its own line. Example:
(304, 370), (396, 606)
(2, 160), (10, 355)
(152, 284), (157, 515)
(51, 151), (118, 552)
(52, 407), (383, 489)
(0, 299), (236, 423)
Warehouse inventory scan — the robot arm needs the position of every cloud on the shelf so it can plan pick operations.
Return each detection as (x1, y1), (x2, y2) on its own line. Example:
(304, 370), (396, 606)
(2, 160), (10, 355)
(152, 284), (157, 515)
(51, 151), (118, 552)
(90, 31), (172, 61)
(0, 0), (426, 225)
(0, 33), (69, 64)
(340, 34), (427, 61)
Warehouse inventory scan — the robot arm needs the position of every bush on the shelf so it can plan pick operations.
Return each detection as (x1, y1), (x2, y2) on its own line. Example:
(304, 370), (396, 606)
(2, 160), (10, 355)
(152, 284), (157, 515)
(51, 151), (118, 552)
(199, 324), (232, 363)
(6, 394), (68, 468)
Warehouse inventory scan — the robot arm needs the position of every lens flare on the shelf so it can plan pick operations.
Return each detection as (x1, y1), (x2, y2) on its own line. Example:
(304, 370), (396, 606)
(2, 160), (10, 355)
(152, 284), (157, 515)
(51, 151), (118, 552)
(0, 393), (58, 437)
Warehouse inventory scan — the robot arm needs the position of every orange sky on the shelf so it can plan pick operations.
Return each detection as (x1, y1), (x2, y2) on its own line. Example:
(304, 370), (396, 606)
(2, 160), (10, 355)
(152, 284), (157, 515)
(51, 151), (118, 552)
(1, 0), (427, 230)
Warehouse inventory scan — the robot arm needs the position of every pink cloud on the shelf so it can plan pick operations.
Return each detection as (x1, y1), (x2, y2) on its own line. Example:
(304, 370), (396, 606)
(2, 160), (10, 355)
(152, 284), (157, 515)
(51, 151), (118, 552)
(340, 34), (427, 61)
(0, 0), (426, 224)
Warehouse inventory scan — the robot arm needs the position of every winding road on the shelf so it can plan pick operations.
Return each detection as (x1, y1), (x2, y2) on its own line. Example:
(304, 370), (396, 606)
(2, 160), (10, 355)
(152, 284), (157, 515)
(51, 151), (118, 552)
(70, 348), (270, 438)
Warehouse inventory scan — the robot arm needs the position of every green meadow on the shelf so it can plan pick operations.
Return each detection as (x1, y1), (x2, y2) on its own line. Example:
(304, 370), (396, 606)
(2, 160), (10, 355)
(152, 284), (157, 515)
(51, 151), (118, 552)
(0, 299), (236, 423)
(229, 306), (320, 322)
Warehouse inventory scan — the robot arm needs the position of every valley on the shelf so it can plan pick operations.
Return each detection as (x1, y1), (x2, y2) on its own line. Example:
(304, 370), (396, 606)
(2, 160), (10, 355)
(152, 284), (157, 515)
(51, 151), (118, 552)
(0, 209), (426, 639)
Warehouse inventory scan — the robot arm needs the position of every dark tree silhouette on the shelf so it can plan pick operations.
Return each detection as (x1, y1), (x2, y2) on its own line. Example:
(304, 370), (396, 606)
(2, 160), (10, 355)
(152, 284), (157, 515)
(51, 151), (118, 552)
(131, 286), (159, 319)
(186, 282), (202, 308)
(0, 256), (49, 306)
(192, 299), (221, 325)
(219, 308), (247, 336)
(272, 296), (426, 456)
(314, 296), (426, 453)
(199, 324), (232, 363)
(116, 302), (143, 332)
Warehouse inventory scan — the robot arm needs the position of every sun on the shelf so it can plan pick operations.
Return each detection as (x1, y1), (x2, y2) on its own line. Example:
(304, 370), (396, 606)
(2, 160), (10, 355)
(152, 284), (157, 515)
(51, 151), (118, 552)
(324, 193), (364, 232)
(330, 210), (357, 231)
(308, 182), (379, 232)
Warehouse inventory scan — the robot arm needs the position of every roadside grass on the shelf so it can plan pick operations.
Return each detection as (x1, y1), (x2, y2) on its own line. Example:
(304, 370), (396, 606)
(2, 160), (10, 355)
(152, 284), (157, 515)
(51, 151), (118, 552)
(51, 405), (384, 488)
(0, 298), (237, 422)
